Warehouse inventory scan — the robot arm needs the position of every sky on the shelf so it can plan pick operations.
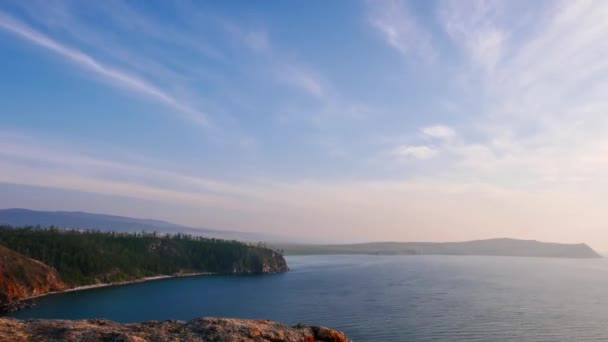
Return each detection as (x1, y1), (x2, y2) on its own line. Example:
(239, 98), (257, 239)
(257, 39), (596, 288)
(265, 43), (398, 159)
(1, 0), (608, 248)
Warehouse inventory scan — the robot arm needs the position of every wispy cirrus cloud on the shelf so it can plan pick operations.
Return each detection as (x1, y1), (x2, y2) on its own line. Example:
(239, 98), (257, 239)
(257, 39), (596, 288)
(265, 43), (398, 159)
(227, 22), (328, 99)
(452, 0), (608, 186)
(386, 4), (607, 158)
(377, 0), (608, 194)
(0, 11), (209, 127)
(0, 131), (264, 209)
(368, 0), (436, 62)
(277, 64), (326, 99)
(439, 0), (507, 73)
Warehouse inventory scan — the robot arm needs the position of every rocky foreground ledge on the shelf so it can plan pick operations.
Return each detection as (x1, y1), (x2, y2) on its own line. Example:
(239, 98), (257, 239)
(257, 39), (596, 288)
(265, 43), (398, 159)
(0, 317), (350, 342)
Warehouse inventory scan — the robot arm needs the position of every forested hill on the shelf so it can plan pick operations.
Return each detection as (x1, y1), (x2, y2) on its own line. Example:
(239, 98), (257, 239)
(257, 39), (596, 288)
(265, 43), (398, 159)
(0, 226), (288, 287)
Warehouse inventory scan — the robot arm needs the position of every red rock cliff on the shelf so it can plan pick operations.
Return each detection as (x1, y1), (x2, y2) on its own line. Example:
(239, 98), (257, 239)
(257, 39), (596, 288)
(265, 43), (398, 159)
(0, 244), (66, 311)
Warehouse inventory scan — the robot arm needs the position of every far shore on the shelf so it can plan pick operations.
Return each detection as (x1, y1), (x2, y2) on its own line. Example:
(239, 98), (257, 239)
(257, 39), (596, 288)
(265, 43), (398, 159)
(24, 272), (215, 301)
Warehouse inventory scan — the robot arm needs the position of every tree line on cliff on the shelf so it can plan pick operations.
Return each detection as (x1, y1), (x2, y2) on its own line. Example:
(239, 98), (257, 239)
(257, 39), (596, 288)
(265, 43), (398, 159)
(0, 225), (287, 286)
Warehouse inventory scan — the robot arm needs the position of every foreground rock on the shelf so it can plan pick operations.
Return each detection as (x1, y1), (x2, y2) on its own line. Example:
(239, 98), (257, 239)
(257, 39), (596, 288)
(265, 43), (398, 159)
(0, 317), (351, 342)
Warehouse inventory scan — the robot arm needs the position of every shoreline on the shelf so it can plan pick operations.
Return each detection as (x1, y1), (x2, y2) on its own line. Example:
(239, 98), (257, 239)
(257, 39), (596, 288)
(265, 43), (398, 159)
(23, 272), (215, 301)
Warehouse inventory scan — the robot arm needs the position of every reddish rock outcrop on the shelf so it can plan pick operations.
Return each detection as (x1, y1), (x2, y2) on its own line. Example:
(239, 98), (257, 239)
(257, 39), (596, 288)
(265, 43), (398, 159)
(0, 245), (66, 312)
(0, 317), (351, 342)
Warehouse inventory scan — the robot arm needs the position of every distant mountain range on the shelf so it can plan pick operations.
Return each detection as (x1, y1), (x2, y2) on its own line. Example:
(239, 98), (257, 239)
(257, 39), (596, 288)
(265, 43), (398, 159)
(0, 208), (275, 242)
(0, 209), (601, 259)
(275, 238), (602, 259)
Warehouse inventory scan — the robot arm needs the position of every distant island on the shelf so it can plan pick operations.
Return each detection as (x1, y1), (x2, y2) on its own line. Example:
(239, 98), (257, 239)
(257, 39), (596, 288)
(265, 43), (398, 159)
(0, 226), (288, 313)
(274, 238), (602, 259)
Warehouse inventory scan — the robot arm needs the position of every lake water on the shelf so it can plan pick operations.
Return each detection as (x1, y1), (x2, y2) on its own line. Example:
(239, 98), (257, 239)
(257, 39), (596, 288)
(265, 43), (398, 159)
(7, 255), (608, 341)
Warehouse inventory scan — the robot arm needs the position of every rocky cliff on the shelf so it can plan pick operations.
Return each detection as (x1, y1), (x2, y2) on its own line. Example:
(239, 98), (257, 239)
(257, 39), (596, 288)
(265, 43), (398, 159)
(0, 245), (67, 312)
(234, 249), (290, 274)
(0, 317), (350, 342)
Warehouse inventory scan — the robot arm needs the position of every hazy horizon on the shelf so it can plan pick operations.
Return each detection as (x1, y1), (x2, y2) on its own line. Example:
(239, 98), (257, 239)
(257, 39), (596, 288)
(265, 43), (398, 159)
(2, 1), (608, 249)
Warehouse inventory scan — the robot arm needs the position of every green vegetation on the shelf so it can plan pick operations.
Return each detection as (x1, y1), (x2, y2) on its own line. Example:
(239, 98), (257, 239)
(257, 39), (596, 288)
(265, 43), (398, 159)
(0, 226), (287, 286)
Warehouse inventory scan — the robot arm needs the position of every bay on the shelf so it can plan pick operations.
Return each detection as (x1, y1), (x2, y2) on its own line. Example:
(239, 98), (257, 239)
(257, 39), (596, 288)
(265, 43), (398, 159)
(8, 255), (608, 341)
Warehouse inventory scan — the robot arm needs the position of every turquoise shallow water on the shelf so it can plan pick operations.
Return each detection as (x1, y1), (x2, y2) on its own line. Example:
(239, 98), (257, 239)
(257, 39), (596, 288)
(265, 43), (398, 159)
(7, 255), (608, 341)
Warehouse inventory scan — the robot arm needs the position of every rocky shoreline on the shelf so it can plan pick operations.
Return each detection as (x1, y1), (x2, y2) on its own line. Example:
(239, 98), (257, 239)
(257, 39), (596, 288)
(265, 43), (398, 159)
(0, 300), (33, 314)
(0, 317), (351, 342)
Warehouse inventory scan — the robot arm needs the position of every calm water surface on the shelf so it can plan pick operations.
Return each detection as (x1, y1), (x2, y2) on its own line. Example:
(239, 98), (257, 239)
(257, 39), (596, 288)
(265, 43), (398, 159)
(8, 255), (608, 341)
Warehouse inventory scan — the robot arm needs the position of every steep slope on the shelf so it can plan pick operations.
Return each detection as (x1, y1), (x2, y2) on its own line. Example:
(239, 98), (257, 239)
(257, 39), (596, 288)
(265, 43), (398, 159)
(0, 245), (67, 312)
(276, 238), (602, 259)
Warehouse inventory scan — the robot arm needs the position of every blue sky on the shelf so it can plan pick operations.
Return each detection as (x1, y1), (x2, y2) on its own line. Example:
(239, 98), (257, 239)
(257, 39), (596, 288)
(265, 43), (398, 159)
(2, 1), (608, 247)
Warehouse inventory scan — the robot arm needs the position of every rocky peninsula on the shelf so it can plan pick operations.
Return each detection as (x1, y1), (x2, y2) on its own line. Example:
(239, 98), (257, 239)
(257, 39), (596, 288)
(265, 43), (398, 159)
(0, 317), (350, 342)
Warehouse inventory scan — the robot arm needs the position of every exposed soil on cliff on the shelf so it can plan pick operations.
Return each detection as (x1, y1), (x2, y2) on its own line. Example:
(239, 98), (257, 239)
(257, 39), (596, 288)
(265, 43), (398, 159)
(0, 245), (66, 312)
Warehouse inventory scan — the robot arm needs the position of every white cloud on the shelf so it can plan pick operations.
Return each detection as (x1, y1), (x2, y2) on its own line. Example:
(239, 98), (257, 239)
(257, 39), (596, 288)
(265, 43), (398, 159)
(440, 0), (506, 72)
(423, 0), (608, 190)
(368, 0), (436, 62)
(279, 64), (326, 98)
(421, 125), (455, 140)
(0, 11), (208, 127)
(393, 145), (438, 160)
(224, 20), (329, 100)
